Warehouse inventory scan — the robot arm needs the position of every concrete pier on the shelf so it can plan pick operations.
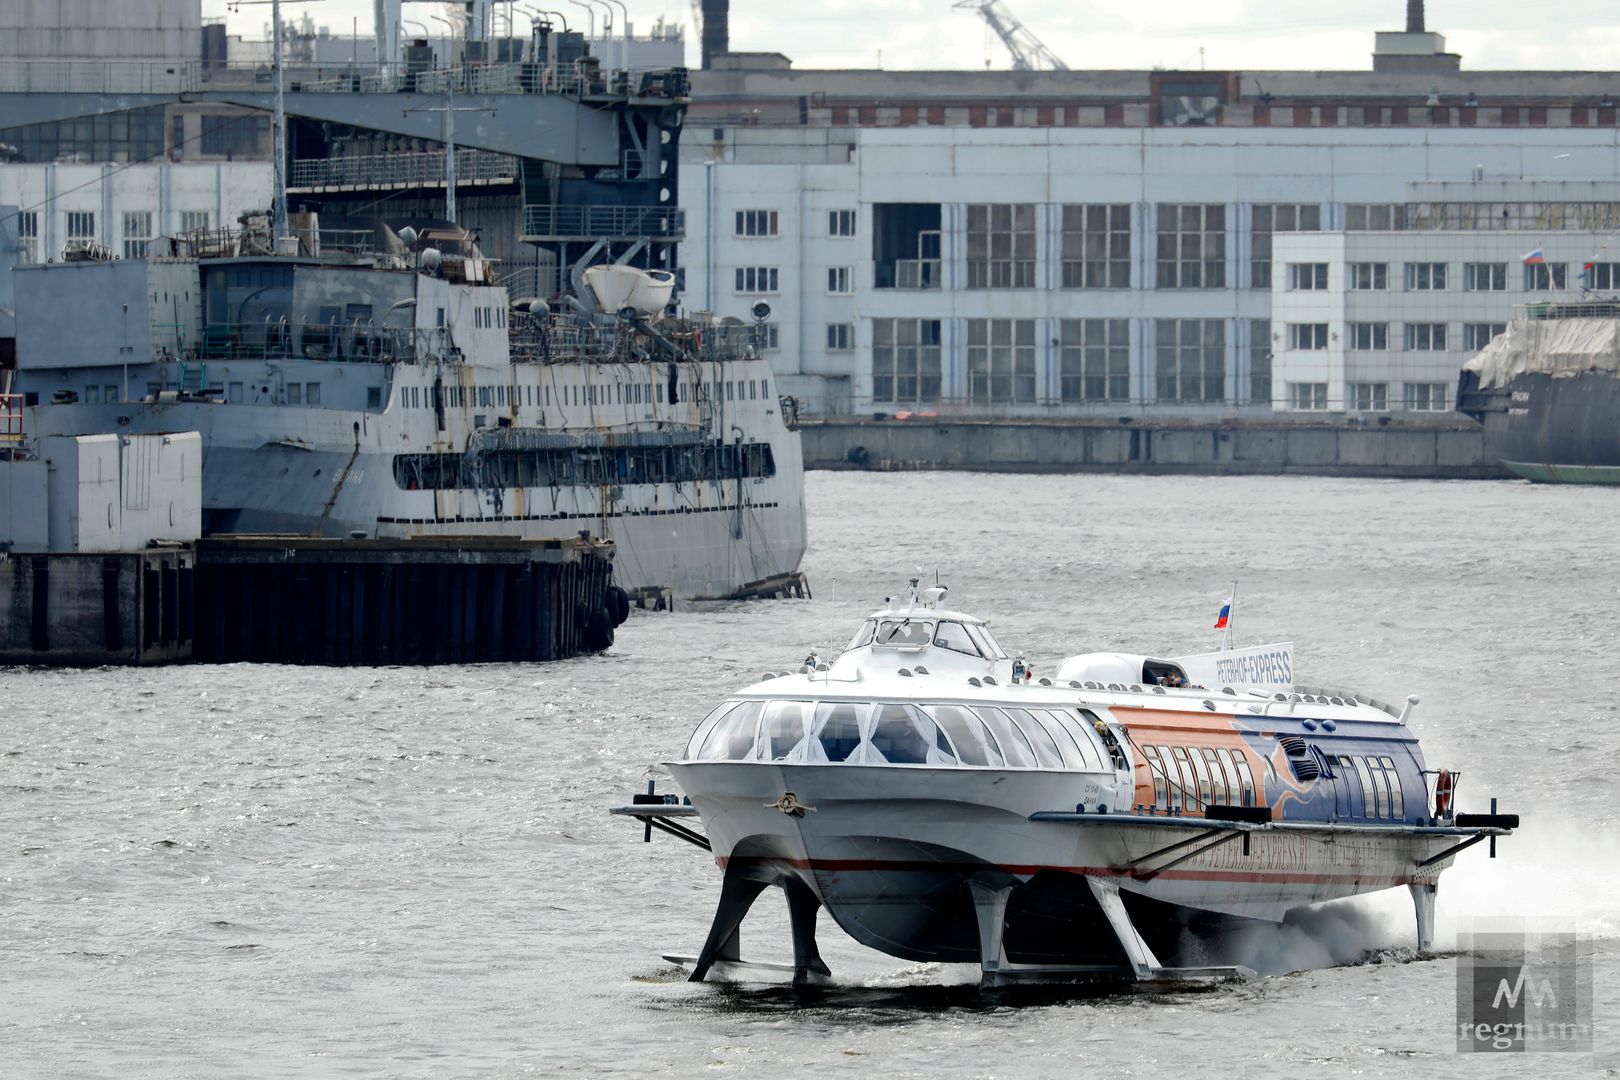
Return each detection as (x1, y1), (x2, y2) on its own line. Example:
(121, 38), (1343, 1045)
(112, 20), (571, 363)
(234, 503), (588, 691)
(803, 417), (1509, 479)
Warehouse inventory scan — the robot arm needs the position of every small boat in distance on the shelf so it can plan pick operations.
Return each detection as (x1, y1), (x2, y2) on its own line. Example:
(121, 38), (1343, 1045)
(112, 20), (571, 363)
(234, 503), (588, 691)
(615, 578), (1517, 985)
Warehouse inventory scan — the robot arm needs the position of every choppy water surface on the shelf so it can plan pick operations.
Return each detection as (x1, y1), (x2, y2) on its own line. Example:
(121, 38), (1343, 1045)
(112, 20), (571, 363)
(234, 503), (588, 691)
(3, 472), (1618, 1078)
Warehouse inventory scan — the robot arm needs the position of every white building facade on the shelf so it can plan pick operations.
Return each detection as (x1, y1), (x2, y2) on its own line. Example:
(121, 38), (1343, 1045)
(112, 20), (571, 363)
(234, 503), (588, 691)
(0, 161), (271, 264)
(1271, 210), (1620, 414)
(681, 124), (1620, 418)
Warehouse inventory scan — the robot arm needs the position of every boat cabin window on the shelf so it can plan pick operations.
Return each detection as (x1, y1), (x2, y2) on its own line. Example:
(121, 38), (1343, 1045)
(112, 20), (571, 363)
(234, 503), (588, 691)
(696, 700), (765, 761)
(814, 702), (866, 762)
(874, 619), (933, 647)
(1001, 707), (1065, 768)
(763, 700), (816, 761)
(867, 704), (955, 765)
(931, 620), (982, 656)
(923, 705), (1002, 766)
(845, 619), (877, 651)
(975, 706), (1041, 768)
(687, 698), (1116, 770)
(966, 623), (1007, 660)
(686, 700), (741, 758)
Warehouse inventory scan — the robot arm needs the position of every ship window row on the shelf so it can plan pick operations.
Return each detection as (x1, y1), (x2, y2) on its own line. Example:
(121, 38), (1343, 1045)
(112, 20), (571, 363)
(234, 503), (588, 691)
(393, 442), (776, 491)
(1334, 754), (1407, 820)
(685, 699), (1115, 771)
(1139, 743), (1257, 812)
(394, 378), (773, 412)
(472, 306), (507, 330)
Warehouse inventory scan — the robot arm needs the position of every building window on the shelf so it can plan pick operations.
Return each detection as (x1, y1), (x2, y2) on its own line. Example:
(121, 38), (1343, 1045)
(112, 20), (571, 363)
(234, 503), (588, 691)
(15, 210), (37, 262)
(1463, 262), (1507, 291)
(1404, 262), (1447, 290)
(1059, 203), (1130, 289)
(1288, 382), (1328, 410)
(966, 319), (1038, 404)
(758, 323), (780, 351)
(1349, 382), (1388, 411)
(1249, 318), (1271, 405)
(734, 210), (778, 237)
(1404, 322), (1448, 350)
(871, 318), (942, 404)
(1154, 319), (1225, 401)
(1587, 262), (1620, 289)
(66, 211), (96, 240)
(1287, 262), (1328, 290)
(1344, 203), (1404, 230)
(1059, 318), (1130, 402)
(1348, 262), (1388, 290)
(121, 211), (152, 259)
(1157, 204), (1226, 289)
(734, 266), (779, 293)
(825, 323), (854, 351)
(1523, 262), (1567, 290)
(200, 113), (268, 157)
(1463, 322), (1507, 350)
(827, 209), (855, 237)
(826, 266), (852, 294)
(966, 203), (1036, 289)
(1347, 322), (1389, 350)
(1404, 382), (1448, 411)
(180, 210), (210, 233)
(0, 103), (165, 164)
(1251, 204), (1319, 288)
(1287, 323), (1329, 350)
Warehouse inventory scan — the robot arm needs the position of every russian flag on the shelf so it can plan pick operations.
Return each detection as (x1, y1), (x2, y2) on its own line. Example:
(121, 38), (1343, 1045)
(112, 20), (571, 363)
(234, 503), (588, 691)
(1213, 596), (1232, 630)
(1521, 248), (1546, 265)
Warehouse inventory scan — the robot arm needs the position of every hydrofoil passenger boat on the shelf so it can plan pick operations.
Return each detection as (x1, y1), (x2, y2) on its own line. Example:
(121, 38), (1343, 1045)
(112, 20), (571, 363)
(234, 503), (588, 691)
(614, 579), (1517, 985)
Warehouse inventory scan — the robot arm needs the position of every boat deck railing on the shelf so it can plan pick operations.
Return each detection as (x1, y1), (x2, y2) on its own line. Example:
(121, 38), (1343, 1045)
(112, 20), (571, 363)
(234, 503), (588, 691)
(290, 149), (522, 191)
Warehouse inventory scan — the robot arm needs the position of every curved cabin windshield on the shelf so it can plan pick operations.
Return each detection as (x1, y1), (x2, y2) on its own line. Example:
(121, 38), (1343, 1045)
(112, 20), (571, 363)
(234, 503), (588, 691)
(874, 619), (934, 647)
(844, 619), (877, 652)
(932, 620), (982, 656)
(684, 698), (1115, 771)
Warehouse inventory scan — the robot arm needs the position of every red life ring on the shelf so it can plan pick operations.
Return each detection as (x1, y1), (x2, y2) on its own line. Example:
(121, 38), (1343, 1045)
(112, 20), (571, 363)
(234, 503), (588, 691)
(1434, 769), (1455, 818)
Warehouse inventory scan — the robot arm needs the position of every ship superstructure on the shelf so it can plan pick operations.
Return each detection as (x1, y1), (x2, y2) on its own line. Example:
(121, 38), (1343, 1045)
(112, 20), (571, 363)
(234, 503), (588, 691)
(9, 223), (805, 598)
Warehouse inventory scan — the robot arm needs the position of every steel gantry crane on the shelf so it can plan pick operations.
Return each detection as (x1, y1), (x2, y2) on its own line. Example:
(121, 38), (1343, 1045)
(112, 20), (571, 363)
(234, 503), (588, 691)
(954, 0), (1069, 71)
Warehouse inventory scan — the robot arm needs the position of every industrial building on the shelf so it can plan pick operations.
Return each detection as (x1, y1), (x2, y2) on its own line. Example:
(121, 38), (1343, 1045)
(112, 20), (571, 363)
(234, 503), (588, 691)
(681, 0), (1620, 418)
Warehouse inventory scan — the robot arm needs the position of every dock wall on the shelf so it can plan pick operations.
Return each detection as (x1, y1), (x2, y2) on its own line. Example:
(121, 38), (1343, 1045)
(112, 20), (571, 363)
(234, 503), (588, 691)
(802, 419), (1509, 479)
(0, 548), (194, 665)
(192, 536), (618, 665)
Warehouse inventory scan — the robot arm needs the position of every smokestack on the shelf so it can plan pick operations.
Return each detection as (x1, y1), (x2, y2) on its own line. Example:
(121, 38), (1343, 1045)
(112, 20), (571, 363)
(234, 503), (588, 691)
(701, 0), (729, 69)
(1406, 0), (1425, 33)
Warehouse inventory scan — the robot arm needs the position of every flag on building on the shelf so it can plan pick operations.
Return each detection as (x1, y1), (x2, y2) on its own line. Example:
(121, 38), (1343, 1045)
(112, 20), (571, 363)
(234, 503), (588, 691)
(1213, 596), (1232, 630)
(1521, 248), (1546, 265)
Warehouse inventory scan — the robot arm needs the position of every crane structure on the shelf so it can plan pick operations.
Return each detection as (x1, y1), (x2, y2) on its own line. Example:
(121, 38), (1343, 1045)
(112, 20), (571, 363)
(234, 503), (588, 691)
(953, 0), (1069, 72)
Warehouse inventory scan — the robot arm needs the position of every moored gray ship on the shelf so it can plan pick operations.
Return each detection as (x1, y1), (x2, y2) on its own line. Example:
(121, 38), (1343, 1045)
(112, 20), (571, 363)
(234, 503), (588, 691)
(7, 220), (806, 599)
(1457, 301), (1620, 484)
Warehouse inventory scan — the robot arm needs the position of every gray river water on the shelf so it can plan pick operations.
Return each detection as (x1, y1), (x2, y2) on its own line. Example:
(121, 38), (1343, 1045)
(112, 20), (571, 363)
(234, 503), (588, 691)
(3, 472), (1617, 1078)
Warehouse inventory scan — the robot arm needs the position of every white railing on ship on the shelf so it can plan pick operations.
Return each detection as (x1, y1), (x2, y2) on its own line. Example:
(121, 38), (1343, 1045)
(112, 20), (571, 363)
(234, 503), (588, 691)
(289, 149), (520, 189)
(0, 60), (202, 94)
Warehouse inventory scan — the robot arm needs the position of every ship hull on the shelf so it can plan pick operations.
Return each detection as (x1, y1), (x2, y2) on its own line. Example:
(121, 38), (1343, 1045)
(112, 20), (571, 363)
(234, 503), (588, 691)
(1476, 371), (1620, 484)
(27, 398), (807, 600)
(668, 762), (1451, 968)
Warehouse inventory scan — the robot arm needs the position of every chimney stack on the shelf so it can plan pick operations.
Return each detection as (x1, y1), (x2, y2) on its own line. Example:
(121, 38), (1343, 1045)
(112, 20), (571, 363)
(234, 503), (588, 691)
(700, 0), (729, 69)
(1406, 0), (1425, 33)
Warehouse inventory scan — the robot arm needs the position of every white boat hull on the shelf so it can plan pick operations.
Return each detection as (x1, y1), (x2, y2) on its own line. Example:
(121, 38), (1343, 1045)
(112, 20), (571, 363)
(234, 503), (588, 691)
(668, 761), (1454, 967)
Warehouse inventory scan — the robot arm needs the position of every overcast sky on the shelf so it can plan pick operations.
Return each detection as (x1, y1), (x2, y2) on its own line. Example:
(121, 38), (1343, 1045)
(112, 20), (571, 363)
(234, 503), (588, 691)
(201, 1), (1620, 73)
